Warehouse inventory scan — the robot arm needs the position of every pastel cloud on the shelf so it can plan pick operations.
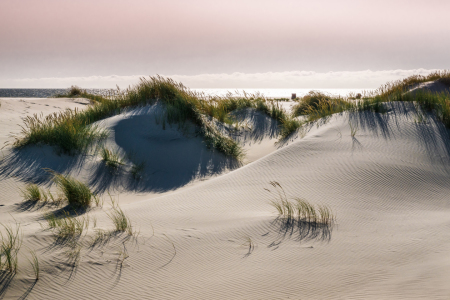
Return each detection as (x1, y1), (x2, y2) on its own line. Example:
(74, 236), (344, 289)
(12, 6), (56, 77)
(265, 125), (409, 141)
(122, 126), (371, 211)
(1, 69), (445, 89)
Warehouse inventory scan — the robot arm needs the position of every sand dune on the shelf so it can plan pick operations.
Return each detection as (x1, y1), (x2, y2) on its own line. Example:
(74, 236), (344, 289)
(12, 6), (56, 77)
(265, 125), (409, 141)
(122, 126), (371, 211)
(1, 93), (450, 299)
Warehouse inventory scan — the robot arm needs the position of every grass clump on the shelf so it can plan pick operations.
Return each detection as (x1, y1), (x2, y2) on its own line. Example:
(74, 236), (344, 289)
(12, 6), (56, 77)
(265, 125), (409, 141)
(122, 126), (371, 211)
(27, 250), (39, 281)
(100, 147), (125, 170)
(0, 223), (23, 274)
(20, 183), (63, 207)
(293, 91), (333, 116)
(349, 121), (359, 137)
(55, 85), (110, 103)
(14, 109), (108, 154)
(45, 211), (89, 241)
(267, 181), (334, 225)
(15, 76), (245, 159)
(20, 184), (42, 202)
(48, 170), (93, 208)
(107, 206), (133, 236)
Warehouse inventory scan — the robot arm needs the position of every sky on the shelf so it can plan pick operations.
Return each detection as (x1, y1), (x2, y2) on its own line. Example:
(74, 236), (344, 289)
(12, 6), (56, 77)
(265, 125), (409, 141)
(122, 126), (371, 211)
(1, 0), (449, 88)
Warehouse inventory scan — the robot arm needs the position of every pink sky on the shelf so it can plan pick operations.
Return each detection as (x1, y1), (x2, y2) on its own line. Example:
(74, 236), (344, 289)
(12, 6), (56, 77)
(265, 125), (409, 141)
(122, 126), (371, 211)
(1, 0), (449, 88)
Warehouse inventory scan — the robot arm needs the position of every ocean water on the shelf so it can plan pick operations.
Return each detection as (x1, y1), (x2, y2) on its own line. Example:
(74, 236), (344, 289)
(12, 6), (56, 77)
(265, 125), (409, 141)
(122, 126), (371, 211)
(0, 88), (372, 98)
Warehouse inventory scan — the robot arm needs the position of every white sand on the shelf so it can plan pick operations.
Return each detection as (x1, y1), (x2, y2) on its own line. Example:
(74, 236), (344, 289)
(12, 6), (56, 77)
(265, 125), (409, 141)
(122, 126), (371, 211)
(1, 93), (450, 299)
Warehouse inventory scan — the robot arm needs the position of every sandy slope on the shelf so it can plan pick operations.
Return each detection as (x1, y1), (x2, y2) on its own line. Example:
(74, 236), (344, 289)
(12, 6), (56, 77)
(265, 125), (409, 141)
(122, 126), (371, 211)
(1, 96), (450, 299)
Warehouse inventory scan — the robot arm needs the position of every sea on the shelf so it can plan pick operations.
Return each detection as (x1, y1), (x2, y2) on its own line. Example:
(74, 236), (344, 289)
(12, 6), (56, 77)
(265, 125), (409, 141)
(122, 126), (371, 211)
(0, 88), (372, 99)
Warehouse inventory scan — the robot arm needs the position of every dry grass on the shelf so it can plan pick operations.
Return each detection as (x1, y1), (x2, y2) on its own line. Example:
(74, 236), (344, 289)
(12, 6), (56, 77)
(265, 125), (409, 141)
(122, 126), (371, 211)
(48, 170), (93, 208)
(13, 109), (108, 154)
(55, 85), (110, 103)
(267, 181), (334, 225)
(45, 211), (90, 241)
(100, 147), (125, 170)
(27, 249), (40, 280)
(0, 223), (23, 274)
(107, 206), (134, 236)
(20, 184), (42, 202)
(20, 183), (64, 206)
(349, 121), (358, 137)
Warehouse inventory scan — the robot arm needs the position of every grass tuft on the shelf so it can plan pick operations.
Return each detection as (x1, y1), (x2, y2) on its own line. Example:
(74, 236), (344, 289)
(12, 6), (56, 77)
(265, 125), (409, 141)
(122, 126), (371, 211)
(21, 184), (42, 202)
(100, 147), (125, 170)
(45, 211), (89, 241)
(267, 181), (334, 225)
(14, 109), (108, 154)
(47, 170), (93, 208)
(107, 206), (133, 236)
(349, 121), (359, 137)
(0, 223), (23, 274)
(27, 249), (39, 280)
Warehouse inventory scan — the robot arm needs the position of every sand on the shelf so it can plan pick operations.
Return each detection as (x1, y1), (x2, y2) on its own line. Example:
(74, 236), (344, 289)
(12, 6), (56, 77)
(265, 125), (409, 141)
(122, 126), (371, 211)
(1, 91), (450, 299)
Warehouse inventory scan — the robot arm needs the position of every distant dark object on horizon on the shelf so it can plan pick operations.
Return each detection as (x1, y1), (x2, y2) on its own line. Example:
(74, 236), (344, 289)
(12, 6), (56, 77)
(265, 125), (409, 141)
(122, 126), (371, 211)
(356, 93), (362, 99)
(291, 93), (296, 99)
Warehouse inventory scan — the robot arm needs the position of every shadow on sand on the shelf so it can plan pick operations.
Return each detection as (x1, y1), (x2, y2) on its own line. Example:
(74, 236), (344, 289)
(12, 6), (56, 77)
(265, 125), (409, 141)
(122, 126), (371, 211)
(0, 107), (243, 194)
(268, 217), (334, 249)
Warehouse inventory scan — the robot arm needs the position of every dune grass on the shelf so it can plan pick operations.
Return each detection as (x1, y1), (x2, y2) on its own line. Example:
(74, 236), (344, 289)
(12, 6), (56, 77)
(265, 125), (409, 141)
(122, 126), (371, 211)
(0, 223), (23, 274)
(13, 72), (450, 157)
(107, 206), (133, 236)
(13, 76), (297, 157)
(20, 184), (42, 202)
(55, 85), (110, 103)
(20, 183), (64, 207)
(268, 181), (334, 225)
(100, 147), (125, 170)
(47, 170), (93, 208)
(14, 109), (108, 154)
(27, 249), (40, 280)
(349, 121), (358, 137)
(14, 76), (246, 159)
(45, 211), (89, 241)
(288, 71), (450, 133)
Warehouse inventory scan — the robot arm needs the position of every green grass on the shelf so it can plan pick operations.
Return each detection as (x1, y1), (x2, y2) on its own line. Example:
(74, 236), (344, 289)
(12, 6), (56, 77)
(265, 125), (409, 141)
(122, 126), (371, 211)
(0, 223), (23, 274)
(107, 206), (133, 236)
(291, 72), (450, 132)
(55, 85), (110, 103)
(15, 77), (246, 159)
(349, 121), (359, 137)
(14, 109), (108, 154)
(27, 249), (39, 281)
(48, 170), (93, 208)
(100, 147), (125, 170)
(14, 72), (450, 157)
(267, 181), (334, 225)
(21, 184), (42, 202)
(293, 91), (332, 116)
(45, 211), (89, 241)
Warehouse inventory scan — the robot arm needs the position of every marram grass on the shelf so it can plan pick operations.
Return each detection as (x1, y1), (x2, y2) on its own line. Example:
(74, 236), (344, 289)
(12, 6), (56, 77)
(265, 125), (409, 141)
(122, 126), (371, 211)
(20, 184), (42, 202)
(13, 71), (450, 157)
(47, 169), (93, 208)
(100, 147), (125, 170)
(107, 206), (134, 236)
(0, 223), (23, 274)
(45, 211), (89, 241)
(267, 181), (335, 225)
(27, 249), (40, 281)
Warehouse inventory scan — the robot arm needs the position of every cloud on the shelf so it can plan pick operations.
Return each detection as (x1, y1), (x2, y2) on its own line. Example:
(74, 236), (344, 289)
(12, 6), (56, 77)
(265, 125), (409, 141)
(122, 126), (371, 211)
(0, 69), (445, 89)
